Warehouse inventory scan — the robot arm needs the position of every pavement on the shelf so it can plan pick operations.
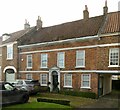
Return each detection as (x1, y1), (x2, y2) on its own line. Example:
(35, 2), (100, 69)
(79, 91), (120, 109)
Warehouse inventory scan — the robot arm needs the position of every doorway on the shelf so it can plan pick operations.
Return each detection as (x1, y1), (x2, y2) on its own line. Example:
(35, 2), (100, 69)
(52, 71), (58, 92)
(5, 69), (15, 83)
(99, 75), (104, 96)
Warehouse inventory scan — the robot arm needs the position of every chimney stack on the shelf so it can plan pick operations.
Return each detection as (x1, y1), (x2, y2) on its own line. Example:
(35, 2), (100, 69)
(103, 0), (108, 15)
(36, 16), (42, 29)
(24, 19), (30, 30)
(83, 5), (89, 20)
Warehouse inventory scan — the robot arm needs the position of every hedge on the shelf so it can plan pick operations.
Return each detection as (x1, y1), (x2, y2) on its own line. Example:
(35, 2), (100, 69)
(37, 98), (70, 106)
(59, 90), (96, 99)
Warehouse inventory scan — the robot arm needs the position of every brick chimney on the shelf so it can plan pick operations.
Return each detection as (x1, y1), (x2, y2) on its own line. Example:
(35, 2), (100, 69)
(24, 19), (30, 30)
(103, 0), (108, 15)
(83, 5), (89, 20)
(36, 16), (42, 29)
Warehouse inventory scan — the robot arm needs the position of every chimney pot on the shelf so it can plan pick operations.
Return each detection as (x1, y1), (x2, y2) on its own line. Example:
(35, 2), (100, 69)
(24, 19), (30, 30)
(83, 5), (89, 20)
(103, 0), (108, 15)
(36, 16), (42, 29)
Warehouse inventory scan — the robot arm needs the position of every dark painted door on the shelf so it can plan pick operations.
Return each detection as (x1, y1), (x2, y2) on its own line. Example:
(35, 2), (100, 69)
(52, 71), (58, 92)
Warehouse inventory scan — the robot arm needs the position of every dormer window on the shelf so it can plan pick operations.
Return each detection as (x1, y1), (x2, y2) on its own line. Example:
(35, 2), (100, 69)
(7, 44), (13, 60)
(2, 34), (10, 41)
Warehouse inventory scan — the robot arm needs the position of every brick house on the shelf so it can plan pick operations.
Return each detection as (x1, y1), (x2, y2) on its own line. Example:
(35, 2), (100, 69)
(1, 3), (120, 97)
(1, 21), (36, 82)
(17, 4), (120, 97)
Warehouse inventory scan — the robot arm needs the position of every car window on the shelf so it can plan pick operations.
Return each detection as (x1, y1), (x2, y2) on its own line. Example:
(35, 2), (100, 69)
(25, 81), (31, 84)
(17, 81), (23, 85)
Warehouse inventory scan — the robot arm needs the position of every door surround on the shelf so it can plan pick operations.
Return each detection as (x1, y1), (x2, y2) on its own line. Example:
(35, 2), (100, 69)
(49, 66), (60, 92)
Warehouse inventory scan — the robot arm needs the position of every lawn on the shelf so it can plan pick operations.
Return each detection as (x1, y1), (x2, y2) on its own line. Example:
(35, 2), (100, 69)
(3, 102), (72, 109)
(2, 93), (96, 109)
(31, 93), (96, 108)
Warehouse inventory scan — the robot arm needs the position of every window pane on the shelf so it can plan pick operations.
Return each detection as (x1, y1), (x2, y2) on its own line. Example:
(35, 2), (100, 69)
(64, 74), (72, 87)
(41, 74), (47, 86)
(27, 55), (32, 68)
(26, 74), (32, 80)
(81, 74), (90, 88)
(41, 54), (48, 68)
(109, 48), (119, 66)
(57, 52), (64, 68)
(76, 50), (85, 67)
(7, 44), (13, 59)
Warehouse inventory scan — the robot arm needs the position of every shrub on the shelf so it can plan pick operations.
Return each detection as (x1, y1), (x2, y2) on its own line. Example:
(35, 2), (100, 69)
(40, 86), (50, 92)
(59, 90), (96, 99)
(37, 98), (70, 106)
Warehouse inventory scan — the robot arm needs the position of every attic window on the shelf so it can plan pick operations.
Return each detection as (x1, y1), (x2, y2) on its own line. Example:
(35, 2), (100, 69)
(2, 34), (10, 41)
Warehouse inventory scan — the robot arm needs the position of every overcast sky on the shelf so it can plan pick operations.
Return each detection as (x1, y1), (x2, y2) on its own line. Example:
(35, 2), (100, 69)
(0, 0), (119, 36)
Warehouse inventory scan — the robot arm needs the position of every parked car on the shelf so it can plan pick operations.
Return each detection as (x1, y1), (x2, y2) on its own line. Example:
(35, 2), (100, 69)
(13, 79), (41, 95)
(0, 81), (29, 106)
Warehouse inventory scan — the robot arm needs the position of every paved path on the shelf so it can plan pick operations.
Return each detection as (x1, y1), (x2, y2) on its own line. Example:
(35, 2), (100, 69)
(79, 91), (120, 109)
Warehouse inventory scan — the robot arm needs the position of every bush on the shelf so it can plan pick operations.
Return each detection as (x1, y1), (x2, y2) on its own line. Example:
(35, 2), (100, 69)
(59, 90), (96, 99)
(37, 98), (70, 106)
(40, 86), (50, 92)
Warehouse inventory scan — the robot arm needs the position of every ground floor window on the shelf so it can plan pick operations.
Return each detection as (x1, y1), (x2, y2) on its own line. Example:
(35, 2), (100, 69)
(40, 74), (47, 86)
(26, 74), (32, 80)
(64, 74), (72, 88)
(81, 74), (91, 88)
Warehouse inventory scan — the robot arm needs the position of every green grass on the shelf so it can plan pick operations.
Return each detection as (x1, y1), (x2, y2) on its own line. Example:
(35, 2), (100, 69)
(3, 102), (72, 109)
(33, 93), (96, 108)
(2, 93), (96, 109)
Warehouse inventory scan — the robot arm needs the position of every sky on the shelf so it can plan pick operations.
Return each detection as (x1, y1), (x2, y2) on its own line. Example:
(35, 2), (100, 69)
(0, 0), (119, 36)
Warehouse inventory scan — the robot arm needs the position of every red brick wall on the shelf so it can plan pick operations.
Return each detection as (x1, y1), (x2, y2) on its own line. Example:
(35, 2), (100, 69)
(19, 35), (119, 95)
(2, 43), (18, 80)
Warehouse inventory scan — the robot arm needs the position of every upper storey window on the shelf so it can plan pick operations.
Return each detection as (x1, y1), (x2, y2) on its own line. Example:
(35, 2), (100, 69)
(57, 52), (65, 68)
(41, 54), (48, 68)
(76, 50), (85, 68)
(27, 55), (32, 68)
(109, 48), (119, 67)
(7, 44), (13, 60)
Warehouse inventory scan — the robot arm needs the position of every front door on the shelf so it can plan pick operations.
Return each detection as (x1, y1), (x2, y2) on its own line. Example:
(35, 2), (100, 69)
(52, 71), (58, 92)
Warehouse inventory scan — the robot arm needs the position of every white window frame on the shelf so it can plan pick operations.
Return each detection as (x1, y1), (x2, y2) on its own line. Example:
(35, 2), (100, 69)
(64, 74), (72, 88)
(76, 50), (85, 68)
(57, 52), (65, 68)
(41, 54), (48, 68)
(27, 55), (32, 68)
(40, 74), (47, 86)
(81, 74), (91, 89)
(26, 74), (32, 80)
(7, 44), (13, 60)
(109, 48), (119, 67)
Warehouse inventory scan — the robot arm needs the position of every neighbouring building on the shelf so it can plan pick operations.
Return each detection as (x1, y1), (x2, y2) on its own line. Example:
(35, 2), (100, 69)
(1, 2), (120, 97)
(1, 21), (36, 82)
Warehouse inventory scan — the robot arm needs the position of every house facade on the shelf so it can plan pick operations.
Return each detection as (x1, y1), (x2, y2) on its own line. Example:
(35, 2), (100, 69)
(17, 4), (120, 97)
(1, 3), (120, 97)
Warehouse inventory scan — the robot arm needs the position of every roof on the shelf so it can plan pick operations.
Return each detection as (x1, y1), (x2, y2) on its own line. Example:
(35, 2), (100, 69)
(19, 11), (120, 45)
(101, 11), (120, 34)
(2, 11), (120, 45)
(19, 15), (104, 45)
(2, 27), (35, 44)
